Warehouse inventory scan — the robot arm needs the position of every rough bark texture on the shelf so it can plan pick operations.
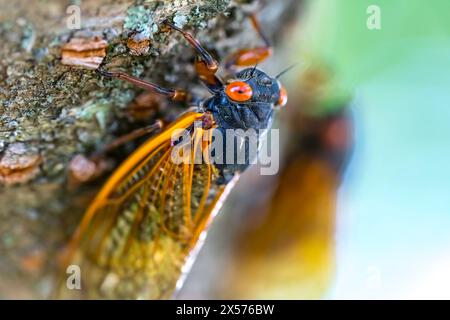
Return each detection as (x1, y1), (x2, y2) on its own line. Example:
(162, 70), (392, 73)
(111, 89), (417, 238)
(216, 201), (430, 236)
(0, 0), (299, 298)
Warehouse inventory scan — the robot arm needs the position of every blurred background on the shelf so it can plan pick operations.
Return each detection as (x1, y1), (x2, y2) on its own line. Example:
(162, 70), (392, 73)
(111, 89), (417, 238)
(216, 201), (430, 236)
(180, 0), (450, 299)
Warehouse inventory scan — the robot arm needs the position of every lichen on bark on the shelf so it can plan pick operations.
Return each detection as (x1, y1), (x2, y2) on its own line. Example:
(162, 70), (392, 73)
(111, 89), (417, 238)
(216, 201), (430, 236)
(0, 0), (298, 298)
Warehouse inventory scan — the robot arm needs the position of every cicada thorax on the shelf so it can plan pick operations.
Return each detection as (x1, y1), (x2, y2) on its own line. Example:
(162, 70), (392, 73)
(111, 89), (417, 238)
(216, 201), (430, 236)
(210, 124), (273, 182)
(203, 78), (276, 180)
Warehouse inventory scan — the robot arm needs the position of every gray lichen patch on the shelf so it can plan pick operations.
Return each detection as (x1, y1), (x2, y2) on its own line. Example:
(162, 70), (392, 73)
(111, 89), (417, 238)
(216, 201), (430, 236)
(173, 14), (189, 28)
(124, 5), (159, 40)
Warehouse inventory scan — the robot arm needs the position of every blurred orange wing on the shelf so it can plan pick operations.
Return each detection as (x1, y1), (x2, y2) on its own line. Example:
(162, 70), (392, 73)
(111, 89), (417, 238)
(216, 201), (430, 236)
(56, 112), (231, 299)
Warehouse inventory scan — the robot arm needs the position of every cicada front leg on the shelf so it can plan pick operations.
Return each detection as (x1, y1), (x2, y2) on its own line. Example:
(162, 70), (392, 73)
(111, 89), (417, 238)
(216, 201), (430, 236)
(163, 20), (224, 92)
(96, 70), (189, 102)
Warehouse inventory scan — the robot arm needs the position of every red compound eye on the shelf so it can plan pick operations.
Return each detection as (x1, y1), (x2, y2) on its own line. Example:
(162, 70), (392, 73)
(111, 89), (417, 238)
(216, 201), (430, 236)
(277, 86), (288, 107)
(225, 81), (253, 102)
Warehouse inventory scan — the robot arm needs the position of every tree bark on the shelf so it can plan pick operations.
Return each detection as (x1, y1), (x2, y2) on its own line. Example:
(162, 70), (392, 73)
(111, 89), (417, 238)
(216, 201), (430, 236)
(0, 0), (300, 298)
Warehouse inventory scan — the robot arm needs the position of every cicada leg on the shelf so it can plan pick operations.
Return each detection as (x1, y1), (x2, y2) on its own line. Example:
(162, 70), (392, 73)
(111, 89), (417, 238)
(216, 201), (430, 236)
(225, 13), (273, 70)
(96, 70), (189, 102)
(68, 121), (163, 186)
(163, 20), (223, 92)
(90, 121), (163, 160)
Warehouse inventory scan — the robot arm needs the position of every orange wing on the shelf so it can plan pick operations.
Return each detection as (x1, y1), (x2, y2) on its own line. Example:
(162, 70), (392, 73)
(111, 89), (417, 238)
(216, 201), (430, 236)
(56, 112), (236, 299)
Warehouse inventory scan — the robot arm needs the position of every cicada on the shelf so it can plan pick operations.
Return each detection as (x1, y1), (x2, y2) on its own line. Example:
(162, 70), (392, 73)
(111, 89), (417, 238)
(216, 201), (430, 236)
(56, 15), (287, 299)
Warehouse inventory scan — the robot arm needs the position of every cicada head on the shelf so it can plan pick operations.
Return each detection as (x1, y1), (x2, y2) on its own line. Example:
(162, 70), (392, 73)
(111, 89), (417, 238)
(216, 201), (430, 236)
(224, 68), (287, 107)
(203, 68), (286, 131)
